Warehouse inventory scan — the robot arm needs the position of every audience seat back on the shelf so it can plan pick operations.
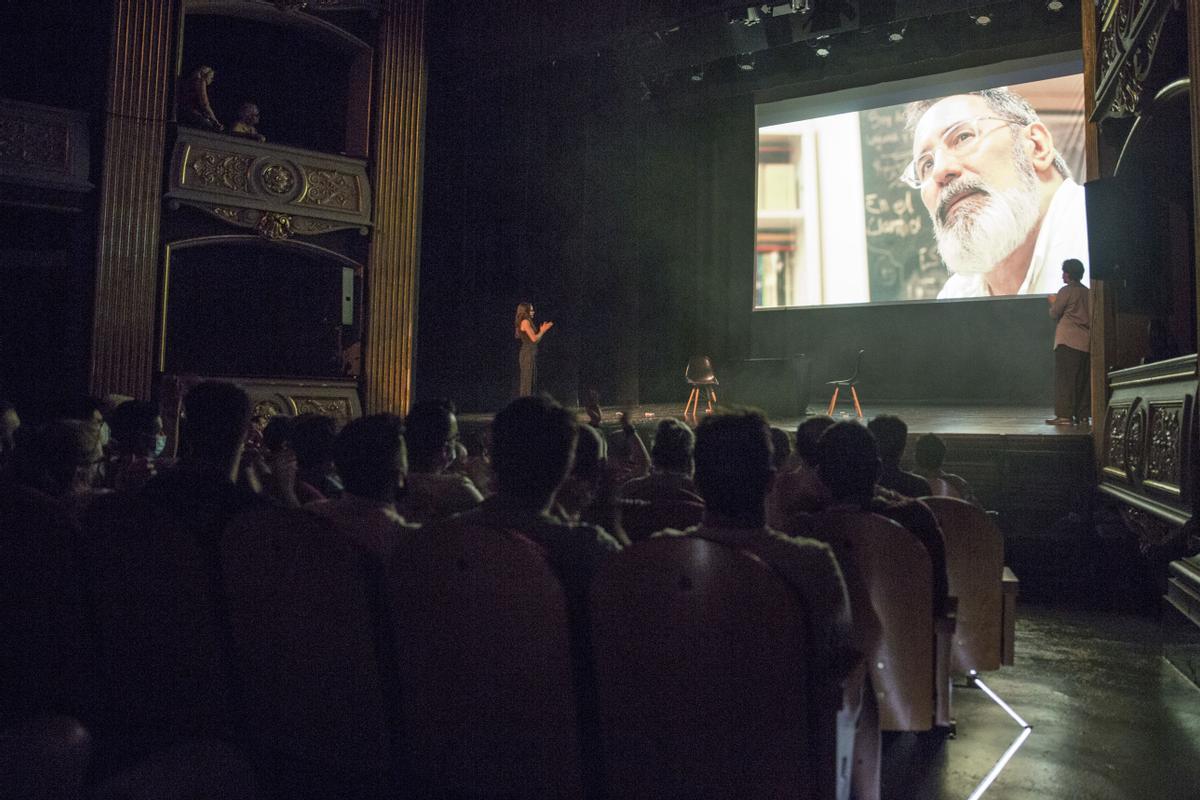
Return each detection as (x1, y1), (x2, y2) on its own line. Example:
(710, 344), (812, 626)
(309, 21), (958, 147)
(921, 496), (1005, 673)
(812, 511), (935, 732)
(0, 485), (93, 722)
(221, 506), (391, 797)
(81, 495), (232, 758)
(589, 537), (827, 800)
(387, 522), (584, 798)
(620, 498), (705, 542)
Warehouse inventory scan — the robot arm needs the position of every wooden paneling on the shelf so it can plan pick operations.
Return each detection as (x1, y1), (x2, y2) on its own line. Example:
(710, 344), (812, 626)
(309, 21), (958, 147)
(363, 0), (425, 415)
(89, 0), (175, 400)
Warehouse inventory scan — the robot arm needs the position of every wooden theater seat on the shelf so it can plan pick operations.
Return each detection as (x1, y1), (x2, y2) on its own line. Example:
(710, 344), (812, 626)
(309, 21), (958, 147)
(0, 485), (94, 724)
(387, 523), (585, 799)
(0, 715), (92, 800)
(810, 511), (954, 732)
(221, 506), (392, 799)
(921, 497), (1015, 674)
(81, 495), (233, 765)
(589, 537), (855, 800)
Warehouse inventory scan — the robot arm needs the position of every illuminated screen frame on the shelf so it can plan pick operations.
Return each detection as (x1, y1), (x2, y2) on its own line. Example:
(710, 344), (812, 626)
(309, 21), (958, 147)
(752, 51), (1085, 312)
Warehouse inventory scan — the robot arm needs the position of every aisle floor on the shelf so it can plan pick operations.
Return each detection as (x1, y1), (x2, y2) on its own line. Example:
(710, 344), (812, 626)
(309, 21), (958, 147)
(885, 603), (1200, 800)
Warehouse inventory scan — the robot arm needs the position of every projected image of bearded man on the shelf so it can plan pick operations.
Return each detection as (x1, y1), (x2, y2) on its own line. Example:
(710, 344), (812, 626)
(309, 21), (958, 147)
(904, 88), (1088, 298)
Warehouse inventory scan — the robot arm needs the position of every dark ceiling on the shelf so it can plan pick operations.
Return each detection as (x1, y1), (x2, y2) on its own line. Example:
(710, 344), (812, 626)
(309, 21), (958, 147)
(430, 0), (1083, 105)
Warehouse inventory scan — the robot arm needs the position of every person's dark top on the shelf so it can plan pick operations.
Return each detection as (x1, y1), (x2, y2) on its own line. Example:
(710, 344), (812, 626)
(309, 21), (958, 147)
(431, 494), (622, 605)
(138, 463), (265, 544)
(876, 464), (932, 499)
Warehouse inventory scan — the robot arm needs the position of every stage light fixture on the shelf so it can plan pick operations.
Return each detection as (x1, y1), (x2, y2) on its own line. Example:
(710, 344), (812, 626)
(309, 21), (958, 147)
(812, 35), (831, 57)
(1046, 0), (1064, 9)
(736, 52), (756, 71)
(690, 65), (705, 82)
(887, 24), (906, 42)
(971, 13), (993, 26)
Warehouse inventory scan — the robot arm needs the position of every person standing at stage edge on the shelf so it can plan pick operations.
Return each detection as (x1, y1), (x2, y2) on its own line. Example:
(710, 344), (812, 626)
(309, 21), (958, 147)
(1046, 258), (1090, 426)
(515, 301), (554, 396)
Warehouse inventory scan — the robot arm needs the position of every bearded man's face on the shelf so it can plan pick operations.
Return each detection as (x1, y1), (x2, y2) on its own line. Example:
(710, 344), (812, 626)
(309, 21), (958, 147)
(912, 95), (1043, 276)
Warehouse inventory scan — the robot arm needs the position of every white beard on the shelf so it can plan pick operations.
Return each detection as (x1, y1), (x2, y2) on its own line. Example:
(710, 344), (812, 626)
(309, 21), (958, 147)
(932, 150), (1041, 277)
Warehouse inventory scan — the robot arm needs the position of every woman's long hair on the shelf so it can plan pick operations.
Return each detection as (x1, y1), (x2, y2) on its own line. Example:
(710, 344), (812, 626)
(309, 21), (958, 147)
(514, 302), (532, 340)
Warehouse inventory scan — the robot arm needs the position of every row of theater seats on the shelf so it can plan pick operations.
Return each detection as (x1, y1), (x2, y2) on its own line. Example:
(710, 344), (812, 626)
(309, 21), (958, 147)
(2, 483), (1016, 800)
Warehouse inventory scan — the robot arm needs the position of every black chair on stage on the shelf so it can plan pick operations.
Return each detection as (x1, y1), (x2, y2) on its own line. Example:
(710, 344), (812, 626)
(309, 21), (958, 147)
(684, 356), (719, 418)
(826, 349), (865, 418)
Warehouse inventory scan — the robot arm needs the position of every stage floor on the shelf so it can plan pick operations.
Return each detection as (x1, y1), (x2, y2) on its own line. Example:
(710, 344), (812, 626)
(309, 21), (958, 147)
(461, 403), (1093, 438)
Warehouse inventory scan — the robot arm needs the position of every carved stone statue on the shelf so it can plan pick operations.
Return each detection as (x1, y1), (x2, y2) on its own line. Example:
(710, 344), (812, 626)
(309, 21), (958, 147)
(231, 102), (267, 142)
(178, 66), (223, 132)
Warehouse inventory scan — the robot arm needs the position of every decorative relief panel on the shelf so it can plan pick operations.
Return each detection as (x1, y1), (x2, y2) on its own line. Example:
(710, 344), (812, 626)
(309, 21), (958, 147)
(187, 150), (253, 193)
(1145, 403), (1184, 495)
(1100, 355), (1197, 527)
(167, 128), (371, 239)
(1103, 404), (1131, 480)
(0, 98), (92, 192)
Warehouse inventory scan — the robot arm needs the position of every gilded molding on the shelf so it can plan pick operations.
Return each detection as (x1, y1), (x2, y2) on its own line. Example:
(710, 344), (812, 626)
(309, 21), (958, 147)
(180, 200), (355, 236)
(167, 128), (372, 232)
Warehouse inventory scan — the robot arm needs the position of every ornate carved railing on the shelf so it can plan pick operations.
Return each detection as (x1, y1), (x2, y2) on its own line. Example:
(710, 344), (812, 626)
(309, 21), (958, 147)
(1099, 354), (1197, 527)
(165, 127), (372, 240)
(159, 373), (362, 456)
(1092, 0), (1182, 122)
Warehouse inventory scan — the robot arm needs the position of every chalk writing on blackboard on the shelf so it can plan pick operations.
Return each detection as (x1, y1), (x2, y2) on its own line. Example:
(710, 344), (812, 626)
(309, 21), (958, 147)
(858, 105), (946, 300)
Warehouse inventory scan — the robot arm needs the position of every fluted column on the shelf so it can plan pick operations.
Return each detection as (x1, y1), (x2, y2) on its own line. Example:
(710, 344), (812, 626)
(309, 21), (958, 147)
(364, 0), (426, 415)
(89, 0), (175, 400)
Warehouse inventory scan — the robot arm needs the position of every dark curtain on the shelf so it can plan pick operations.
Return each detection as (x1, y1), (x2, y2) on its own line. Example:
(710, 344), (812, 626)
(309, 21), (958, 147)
(416, 47), (757, 411)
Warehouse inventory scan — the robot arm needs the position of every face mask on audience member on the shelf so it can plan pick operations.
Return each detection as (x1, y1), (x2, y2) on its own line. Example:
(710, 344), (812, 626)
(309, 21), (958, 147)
(99, 421), (111, 448)
(153, 433), (167, 458)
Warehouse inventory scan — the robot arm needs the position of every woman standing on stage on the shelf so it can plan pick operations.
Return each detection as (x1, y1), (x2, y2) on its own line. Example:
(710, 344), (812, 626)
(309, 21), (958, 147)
(514, 301), (553, 396)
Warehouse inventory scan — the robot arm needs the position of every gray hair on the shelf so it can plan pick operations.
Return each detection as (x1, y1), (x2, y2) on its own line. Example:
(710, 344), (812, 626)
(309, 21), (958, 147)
(905, 87), (1072, 181)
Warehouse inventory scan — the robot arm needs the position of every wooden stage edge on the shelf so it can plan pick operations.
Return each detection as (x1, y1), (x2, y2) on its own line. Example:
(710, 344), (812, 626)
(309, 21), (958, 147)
(459, 403), (1093, 439)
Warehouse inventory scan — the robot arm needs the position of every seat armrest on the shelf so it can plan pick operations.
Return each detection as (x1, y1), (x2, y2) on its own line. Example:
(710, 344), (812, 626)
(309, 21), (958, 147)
(935, 595), (958, 634)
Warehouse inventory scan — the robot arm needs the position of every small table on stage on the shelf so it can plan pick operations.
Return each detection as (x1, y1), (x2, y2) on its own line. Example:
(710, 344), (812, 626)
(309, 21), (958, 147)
(731, 355), (812, 418)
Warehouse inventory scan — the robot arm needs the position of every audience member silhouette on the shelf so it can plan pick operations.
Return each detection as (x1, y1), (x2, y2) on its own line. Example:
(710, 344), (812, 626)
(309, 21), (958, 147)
(290, 414), (342, 503)
(767, 415), (835, 530)
(309, 413), (416, 560)
(913, 433), (979, 506)
(105, 400), (167, 492)
(661, 409), (852, 666)
(619, 417), (699, 502)
(867, 415), (932, 498)
(769, 426), (792, 471)
(817, 421), (949, 617)
(424, 395), (621, 606)
(134, 380), (264, 540)
(9, 420), (106, 518)
(396, 398), (482, 524)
